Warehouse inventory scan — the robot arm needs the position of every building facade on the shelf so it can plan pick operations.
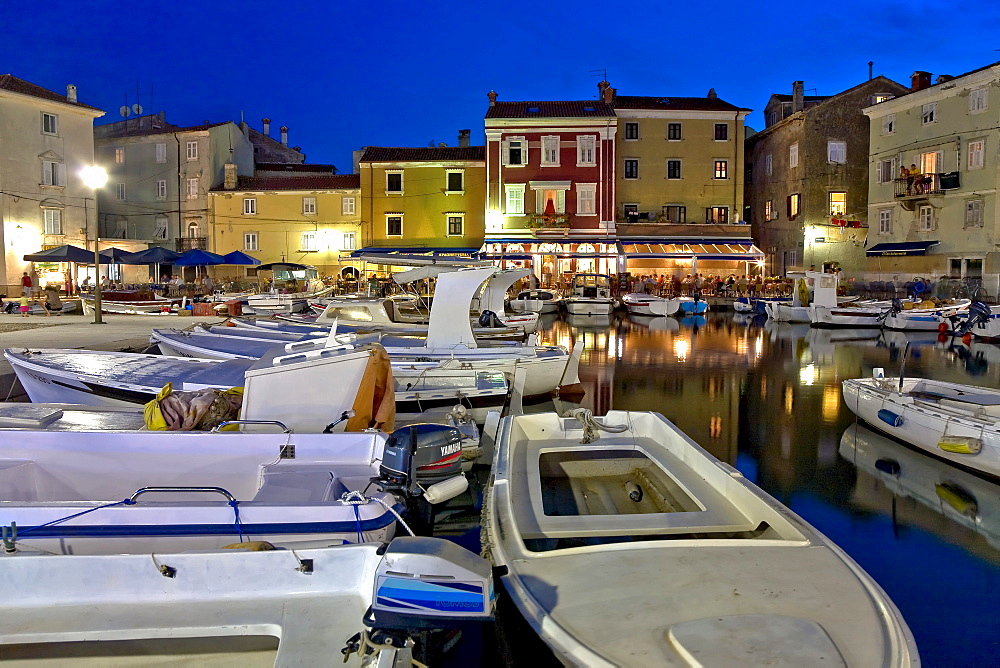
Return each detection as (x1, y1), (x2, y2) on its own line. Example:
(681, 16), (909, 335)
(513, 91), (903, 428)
(94, 116), (254, 255)
(863, 65), (1000, 295)
(208, 173), (361, 278)
(357, 145), (486, 256)
(748, 77), (909, 277)
(0, 75), (104, 292)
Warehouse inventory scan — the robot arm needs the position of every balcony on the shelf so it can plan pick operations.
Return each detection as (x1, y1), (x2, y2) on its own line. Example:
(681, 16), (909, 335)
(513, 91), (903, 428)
(617, 216), (752, 240)
(894, 174), (944, 199)
(176, 237), (208, 251)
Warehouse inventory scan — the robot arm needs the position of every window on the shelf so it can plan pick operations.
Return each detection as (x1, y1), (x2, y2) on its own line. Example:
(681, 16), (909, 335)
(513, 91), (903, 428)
(155, 143), (167, 163)
(872, 94), (895, 104)
(112, 217), (127, 238)
(186, 141), (198, 161)
(968, 140), (985, 170)
(505, 184), (525, 214)
(41, 112), (58, 135)
(156, 179), (167, 199)
(764, 200), (774, 221)
(667, 159), (682, 179)
(877, 158), (897, 183)
(41, 160), (65, 186)
(577, 135), (595, 165)
(116, 183), (126, 200)
(302, 196), (317, 215)
(789, 143), (798, 168)
(878, 208), (892, 234)
(576, 184), (596, 215)
(918, 205), (934, 231)
(882, 114), (895, 135)
(623, 204), (639, 220)
(662, 205), (686, 223)
(921, 102), (936, 124)
(706, 206), (729, 224)
(342, 196), (356, 215)
(765, 154), (772, 176)
(714, 124), (729, 141)
(827, 141), (847, 164)
(966, 199), (984, 228)
(667, 123), (682, 140)
(447, 214), (464, 236)
(115, 147), (125, 164)
(624, 159), (639, 179)
(503, 137), (525, 165)
(300, 231), (317, 251)
(342, 232), (357, 251)
(541, 136), (560, 166)
(829, 191), (847, 216)
(624, 122), (639, 140)
(386, 171), (403, 193)
(920, 150), (942, 175)
(713, 160), (728, 179)
(787, 193), (801, 219)
(244, 231), (259, 251)
(970, 88), (988, 113)
(446, 170), (464, 192)
(187, 220), (200, 238)
(186, 178), (199, 199)
(386, 215), (403, 236)
(536, 189), (565, 214)
(785, 250), (797, 267)
(154, 216), (168, 240)
(243, 198), (256, 215)
(43, 208), (62, 235)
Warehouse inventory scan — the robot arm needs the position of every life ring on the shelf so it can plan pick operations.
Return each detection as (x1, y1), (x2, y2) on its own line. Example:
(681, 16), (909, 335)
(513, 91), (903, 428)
(797, 278), (810, 306)
(914, 280), (926, 295)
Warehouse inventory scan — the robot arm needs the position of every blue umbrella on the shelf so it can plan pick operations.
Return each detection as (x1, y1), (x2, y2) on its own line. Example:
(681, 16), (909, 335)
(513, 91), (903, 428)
(173, 249), (226, 266)
(222, 250), (261, 265)
(23, 244), (94, 263)
(129, 247), (182, 265)
(99, 247), (142, 264)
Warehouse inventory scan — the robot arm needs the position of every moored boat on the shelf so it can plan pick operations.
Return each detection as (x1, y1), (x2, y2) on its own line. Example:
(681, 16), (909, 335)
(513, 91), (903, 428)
(621, 292), (679, 316)
(563, 274), (616, 315)
(509, 288), (562, 314)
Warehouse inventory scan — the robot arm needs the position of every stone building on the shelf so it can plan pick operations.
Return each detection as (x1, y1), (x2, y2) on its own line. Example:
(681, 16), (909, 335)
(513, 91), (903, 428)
(0, 75), (104, 293)
(747, 77), (908, 277)
(243, 117), (307, 165)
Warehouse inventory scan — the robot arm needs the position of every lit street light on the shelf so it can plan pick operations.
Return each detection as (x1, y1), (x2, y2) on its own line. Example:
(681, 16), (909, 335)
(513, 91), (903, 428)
(80, 165), (108, 324)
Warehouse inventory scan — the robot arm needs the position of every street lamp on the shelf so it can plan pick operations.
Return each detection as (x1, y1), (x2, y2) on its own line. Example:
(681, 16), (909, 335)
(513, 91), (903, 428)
(80, 165), (108, 324)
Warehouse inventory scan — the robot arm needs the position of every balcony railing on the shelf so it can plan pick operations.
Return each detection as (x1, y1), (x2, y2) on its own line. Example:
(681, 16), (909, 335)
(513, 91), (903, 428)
(176, 236), (207, 251)
(894, 174), (944, 198)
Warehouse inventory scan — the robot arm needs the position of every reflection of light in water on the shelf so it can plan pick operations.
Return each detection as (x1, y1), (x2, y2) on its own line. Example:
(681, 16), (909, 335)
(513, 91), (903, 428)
(615, 334), (623, 359)
(709, 415), (722, 438)
(761, 376), (767, 400)
(784, 384), (794, 414)
(735, 336), (748, 355)
(674, 338), (689, 361)
(800, 363), (816, 385)
(754, 335), (763, 361)
(822, 385), (840, 422)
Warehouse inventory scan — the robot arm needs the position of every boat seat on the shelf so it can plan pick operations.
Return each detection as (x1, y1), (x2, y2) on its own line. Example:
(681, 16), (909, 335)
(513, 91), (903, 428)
(910, 390), (1000, 406)
(252, 465), (347, 503)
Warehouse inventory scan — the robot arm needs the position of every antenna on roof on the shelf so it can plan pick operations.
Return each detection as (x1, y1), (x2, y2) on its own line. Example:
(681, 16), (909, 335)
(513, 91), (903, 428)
(589, 68), (608, 80)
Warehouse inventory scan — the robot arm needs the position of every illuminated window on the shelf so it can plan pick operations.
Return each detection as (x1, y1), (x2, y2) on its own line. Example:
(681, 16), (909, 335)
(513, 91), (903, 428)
(504, 184), (525, 214)
(662, 205), (685, 223)
(787, 193), (800, 219)
(713, 160), (728, 179)
(829, 191), (847, 216)
(706, 206), (729, 224)
(115, 147), (125, 164)
(300, 231), (317, 251)
(764, 200), (773, 221)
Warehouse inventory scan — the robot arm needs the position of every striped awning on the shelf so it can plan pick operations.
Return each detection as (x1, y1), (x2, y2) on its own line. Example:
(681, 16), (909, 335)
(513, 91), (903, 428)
(621, 240), (764, 260)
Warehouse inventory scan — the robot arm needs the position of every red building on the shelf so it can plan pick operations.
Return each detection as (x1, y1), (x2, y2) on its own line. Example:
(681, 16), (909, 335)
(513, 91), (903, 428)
(482, 91), (620, 277)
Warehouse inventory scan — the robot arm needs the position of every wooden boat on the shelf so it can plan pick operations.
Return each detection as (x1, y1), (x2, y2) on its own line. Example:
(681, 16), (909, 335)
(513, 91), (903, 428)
(81, 295), (183, 315)
(843, 372), (1000, 479)
(483, 409), (918, 666)
(621, 292), (679, 316)
(563, 274), (616, 315)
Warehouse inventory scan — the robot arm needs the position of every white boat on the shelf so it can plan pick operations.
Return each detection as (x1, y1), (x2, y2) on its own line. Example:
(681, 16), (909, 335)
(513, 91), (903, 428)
(244, 284), (335, 315)
(563, 274), (616, 315)
(474, 267), (539, 333)
(843, 371), (1000, 479)
(840, 422), (1000, 550)
(808, 271), (890, 327)
(0, 532), (492, 666)
(509, 288), (562, 314)
(952, 300), (1000, 341)
(81, 295), (183, 315)
(882, 298), (970, 331)
(621, 292), (679, 316)
(483, 409), (918, 666)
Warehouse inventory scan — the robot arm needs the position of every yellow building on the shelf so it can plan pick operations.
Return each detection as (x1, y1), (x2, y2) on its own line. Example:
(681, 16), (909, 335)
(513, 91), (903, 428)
(208, 173), (361, 279)
(357, 146), (485, 257)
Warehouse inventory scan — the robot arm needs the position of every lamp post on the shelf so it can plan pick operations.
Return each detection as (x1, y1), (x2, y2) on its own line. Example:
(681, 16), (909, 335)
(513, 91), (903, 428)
(80, 165), (108, 324)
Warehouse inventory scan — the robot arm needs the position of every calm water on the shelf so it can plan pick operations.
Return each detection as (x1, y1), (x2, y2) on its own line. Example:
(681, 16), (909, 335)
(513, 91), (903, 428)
(519, 311), (1000, 666)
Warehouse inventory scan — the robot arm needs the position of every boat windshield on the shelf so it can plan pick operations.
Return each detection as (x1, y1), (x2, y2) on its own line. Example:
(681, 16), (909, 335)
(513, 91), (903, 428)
(572, 275), (610, 289)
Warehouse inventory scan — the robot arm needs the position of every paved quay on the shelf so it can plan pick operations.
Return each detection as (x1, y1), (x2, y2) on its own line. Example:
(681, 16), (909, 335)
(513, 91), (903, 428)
(0, 311), (227, 400)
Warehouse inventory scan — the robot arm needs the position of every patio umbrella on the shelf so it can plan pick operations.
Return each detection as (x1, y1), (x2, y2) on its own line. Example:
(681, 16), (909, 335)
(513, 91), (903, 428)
(128, 247), (182, 264)
(173, 249), (226, 267)
(23, 244), (93, 264)
(99, 247), (142, 264)
(257, 262), (310, 271)
(222, 250), (261, 265)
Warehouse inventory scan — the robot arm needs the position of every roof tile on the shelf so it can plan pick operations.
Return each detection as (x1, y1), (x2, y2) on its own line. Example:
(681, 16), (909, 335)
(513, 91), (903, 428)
(485, 100), (615, 119)
(0, 74), (103, 112)
(212, 174), (360, 192)
(359, 146), (485, 162)
(612, 95), (751, 112)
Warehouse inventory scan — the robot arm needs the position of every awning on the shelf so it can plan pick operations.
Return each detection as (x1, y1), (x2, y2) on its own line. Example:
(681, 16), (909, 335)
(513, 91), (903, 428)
(351, 247), (480, 258)
(479, 239), (620, 259)
(620, 240), (764, 261)
(866, 241), (939, 257)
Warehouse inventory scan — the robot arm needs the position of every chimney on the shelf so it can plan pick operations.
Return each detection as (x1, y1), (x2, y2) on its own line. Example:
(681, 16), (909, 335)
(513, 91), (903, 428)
(224, 162), (238, 190)
(936, 74), (954, 84)
(602, 85), (616, 104)
(66, 84), (77, 103)
(792, 81), (804, 113)
(707, 88), (718, 100)
(487, 90), (498, 107)
(280, 126), (288, 146)
(458, 129), (471, 147)
(911, 71), (931, 92)
(597, 80), (610, 96)
(262, 117), (271, 136)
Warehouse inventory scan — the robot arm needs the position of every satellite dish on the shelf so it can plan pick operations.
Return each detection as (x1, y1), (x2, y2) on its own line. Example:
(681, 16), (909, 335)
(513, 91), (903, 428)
(132, 103), (143, 115)
(119, 106), (131, 117)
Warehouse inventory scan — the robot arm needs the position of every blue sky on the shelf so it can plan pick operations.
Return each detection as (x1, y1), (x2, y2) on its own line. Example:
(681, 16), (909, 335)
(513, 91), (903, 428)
(3, 0), (999, 171)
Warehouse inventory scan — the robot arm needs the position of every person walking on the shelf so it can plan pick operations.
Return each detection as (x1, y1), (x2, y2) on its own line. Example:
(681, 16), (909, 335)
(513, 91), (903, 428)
(20, 272), (33, 298)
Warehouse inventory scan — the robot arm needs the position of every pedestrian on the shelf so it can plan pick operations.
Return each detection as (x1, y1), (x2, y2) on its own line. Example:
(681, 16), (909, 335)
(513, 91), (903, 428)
(19, 294), (30, 317)
(42, 286), (63, 316)
(21, 272), (33, 298)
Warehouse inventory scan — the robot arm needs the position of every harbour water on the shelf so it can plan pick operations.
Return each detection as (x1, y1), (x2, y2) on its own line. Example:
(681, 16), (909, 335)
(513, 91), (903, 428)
(490, 310), (999, 665)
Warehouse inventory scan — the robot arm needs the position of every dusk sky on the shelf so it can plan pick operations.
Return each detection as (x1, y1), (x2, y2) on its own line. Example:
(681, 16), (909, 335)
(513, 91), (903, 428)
(3, 0), (999, 171)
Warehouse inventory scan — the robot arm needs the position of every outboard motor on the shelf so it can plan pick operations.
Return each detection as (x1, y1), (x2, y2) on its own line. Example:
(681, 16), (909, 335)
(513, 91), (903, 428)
(342, 536), (495, 665)
(957, 300), (991, 334)
(478, 309), (503, 328)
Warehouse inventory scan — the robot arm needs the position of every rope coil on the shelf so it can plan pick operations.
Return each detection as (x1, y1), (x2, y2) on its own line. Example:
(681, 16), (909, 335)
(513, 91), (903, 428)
(341, 490), (415, 539)
(562, 408), (629, 443)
